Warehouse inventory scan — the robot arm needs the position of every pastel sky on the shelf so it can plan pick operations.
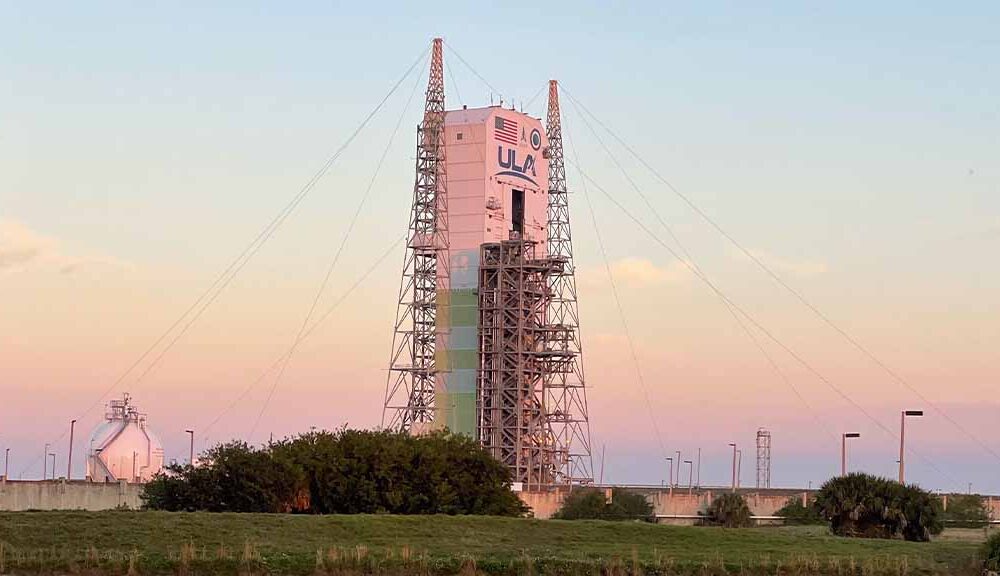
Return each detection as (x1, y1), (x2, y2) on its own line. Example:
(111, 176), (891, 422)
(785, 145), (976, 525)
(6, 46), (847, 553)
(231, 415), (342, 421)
(2, 2), (998, 492)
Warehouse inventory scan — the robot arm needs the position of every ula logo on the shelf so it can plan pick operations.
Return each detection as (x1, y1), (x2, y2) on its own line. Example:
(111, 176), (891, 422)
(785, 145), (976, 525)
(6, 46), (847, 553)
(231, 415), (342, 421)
(496, 146), (537, 185)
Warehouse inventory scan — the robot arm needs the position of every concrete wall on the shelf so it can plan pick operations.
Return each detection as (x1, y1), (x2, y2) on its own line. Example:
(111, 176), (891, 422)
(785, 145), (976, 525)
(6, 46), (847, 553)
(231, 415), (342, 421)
(519, 487), (804, 521)
(520, 487), (1000, 524)
(0, 479), (143, 511)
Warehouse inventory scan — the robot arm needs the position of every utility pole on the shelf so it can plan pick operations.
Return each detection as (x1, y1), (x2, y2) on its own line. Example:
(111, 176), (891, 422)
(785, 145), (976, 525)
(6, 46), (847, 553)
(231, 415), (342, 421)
(43, 443), (49, 480)
(67, 419), (77, 480)
(841, 433), (860, 476)
(3, 448), (9, 480)
(185, 429), (195, 466)
(899, 410), (923, 483)
(729, 443), (737, 492)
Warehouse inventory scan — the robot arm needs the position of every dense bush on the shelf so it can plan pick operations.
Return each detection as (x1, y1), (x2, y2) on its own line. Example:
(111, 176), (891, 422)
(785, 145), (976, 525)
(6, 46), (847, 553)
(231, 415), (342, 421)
(942, 493), (989, 528)
(984, 532), (1000, 572)
(141, 441), (304, 512)
(705, 493), (752, 528)
(553, 488), (653, 521)
(813, 473), (943, 542)
(142, 429), (527, 516)
(776, 496), (824, 525)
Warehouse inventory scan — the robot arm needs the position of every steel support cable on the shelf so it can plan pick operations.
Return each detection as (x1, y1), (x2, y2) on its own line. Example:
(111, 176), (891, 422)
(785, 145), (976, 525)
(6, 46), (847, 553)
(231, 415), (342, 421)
(564, 102), (838, 443)
(248, 59), (428, 437)
(523, 84), (547, 116)
(200, 235), (405, 443)
(19, 47), (429, 478)
(566, 128), (668, 460)
(562, 87), (1000, 466)
(441, 40), (502, 100)
(567, 161), (963, 489)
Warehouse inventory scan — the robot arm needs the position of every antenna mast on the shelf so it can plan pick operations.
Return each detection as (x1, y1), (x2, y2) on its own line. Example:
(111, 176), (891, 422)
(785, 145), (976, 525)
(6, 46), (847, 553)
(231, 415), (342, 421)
(544, 80), (594, 484)
(383, 38), (449, 431)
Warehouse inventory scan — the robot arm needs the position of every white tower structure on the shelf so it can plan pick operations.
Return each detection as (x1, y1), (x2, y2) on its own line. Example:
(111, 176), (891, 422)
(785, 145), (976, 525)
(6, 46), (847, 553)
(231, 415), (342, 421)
(86, 394), (164, 482)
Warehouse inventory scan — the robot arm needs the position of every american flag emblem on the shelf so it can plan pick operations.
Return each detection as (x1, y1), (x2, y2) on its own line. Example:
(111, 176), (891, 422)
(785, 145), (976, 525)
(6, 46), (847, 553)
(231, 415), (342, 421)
(494, 116), (518, 145)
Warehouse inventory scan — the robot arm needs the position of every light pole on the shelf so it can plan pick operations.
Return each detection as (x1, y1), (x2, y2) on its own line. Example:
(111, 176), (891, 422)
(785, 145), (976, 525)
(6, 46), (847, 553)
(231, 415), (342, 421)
(696, 448), (701, 488)
(841, 433), (860, 476)
(43, 443), (49, 480)
(665, 457), (674, 493)
(185, 429), (195, 466)
(736, 449), (742, 489)
(674, 450), (681, 487)
(729, 443), (737, 492)
(899, 410), (923, 484)
(3, 448), (9, 480)
(684, 460), (693, 494)
(67, 419), (77, 480)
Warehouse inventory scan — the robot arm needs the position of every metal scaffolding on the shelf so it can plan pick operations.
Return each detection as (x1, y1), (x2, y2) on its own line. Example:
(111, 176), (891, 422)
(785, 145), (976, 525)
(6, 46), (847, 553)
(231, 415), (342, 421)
(382, 38), (449, 432)
(544, 80), (594, 484)
(477, 240), (573, 489)
(756, 428), (772, 489)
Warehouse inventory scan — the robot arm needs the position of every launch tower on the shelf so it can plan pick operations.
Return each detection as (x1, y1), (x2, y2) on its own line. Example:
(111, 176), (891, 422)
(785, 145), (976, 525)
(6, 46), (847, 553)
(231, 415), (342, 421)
(383, 39), (592, 488)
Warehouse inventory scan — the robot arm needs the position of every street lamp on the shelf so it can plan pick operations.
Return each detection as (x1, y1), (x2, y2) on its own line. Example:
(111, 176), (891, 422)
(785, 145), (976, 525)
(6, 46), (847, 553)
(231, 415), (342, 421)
(674, 450), (681, 487)
(185, 430), (195, 466)
(665, 457), (674, 492)
(67, 419), (77, 480)
(899, 410), (923, 483)
(696, 448), (702, 488)
(841, 433), (860, 476)
(684, 460), (693, 494)
(736, 449), (742, 489)
(728, 443), (737, 492)
(43, 443), (49, 480)
(3, 448), (9, 481)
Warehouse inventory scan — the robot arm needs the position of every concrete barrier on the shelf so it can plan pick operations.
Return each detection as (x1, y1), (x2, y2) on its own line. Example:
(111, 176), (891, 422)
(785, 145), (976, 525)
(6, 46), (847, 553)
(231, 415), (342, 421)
(520, 486), (1000, 524)
(0, 479), (144, 511)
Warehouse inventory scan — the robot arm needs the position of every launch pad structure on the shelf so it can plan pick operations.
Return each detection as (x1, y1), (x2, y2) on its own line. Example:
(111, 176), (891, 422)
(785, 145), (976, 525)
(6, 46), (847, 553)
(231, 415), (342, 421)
(382, 39), (592, 489)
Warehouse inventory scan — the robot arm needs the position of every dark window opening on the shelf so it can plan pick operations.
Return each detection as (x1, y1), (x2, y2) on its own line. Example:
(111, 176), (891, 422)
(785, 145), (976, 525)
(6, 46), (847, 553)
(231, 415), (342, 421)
(511, 189), (524, 235)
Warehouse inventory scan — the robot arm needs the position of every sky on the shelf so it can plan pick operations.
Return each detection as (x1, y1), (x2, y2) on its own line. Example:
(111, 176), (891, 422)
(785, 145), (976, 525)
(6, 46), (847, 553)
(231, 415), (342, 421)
(1, 1), (998, 492)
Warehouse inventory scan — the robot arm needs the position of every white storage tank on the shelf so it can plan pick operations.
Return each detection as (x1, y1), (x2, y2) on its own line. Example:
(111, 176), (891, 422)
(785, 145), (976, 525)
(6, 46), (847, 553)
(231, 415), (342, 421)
(86, 393), (164, 482)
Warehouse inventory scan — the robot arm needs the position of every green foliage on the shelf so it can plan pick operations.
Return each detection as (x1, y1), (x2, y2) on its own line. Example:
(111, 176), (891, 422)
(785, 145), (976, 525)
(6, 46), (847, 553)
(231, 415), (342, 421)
(552, 487), (653, 521)
(814, 473), (943, 542)
(142, 429), (527, 516)
(141, 441), (304, 512)
(706, 493), (752, 528)
(775, 496), (824, 525)
(984, 532), (1000, 572)
(942, 493), (989, 528)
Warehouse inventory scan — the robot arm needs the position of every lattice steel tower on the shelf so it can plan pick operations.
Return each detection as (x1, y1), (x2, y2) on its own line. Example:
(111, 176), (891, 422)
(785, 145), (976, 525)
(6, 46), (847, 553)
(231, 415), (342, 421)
(382, 38), (449, 431)
(756, 428), (771, 489)
(544, 80), (594, 484)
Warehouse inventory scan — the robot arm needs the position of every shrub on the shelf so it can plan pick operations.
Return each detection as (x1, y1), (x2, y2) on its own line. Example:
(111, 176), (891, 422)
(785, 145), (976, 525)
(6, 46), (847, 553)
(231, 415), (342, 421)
(813, 473), (942, 542)
(942, 493), (989, 528)
(706, 493), (752, 528)
(142, 429), (527, 516)
(776, 496), (824, 525)
(553, 488), (653, 521)
(984, 532), (1000, 572)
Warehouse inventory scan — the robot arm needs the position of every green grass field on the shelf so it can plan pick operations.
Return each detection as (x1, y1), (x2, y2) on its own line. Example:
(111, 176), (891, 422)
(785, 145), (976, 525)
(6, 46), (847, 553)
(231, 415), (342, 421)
(0, 512), (992, 575)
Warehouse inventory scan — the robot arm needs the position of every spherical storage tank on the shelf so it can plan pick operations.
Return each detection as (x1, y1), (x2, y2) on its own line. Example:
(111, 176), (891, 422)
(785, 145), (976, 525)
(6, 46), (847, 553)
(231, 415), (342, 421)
(86, 393), (164, 482)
